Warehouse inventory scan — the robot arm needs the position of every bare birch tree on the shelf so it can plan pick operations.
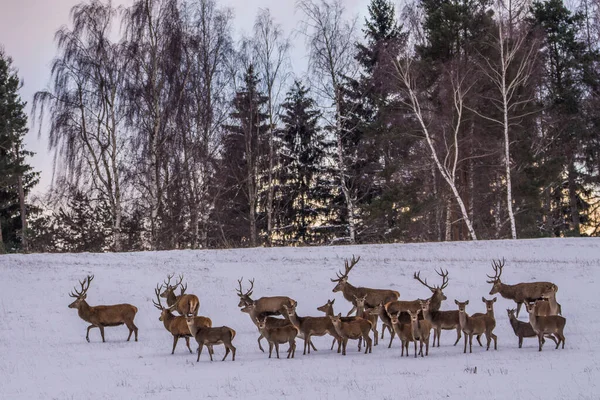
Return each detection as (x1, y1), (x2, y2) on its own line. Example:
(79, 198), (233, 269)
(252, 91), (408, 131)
(392, 57), (478, 240)
(33, 1), (128, 251)
(297, 0), (360, 243)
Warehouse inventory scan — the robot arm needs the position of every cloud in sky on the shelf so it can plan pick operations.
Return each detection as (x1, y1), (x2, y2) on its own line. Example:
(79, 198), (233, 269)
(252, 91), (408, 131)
(0, 0), (369, 196)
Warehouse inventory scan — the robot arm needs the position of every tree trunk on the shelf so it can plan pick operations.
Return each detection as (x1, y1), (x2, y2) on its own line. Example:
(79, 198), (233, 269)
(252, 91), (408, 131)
(568, 159), (580, 235)
(0, 216), (4, 253)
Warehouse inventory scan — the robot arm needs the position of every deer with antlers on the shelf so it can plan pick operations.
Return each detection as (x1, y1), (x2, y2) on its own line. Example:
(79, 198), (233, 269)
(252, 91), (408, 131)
(236, 278), (297, 316)
(487, 259), (558, 317)
(331, 256), (400, 316)
(385, 269), (449, 316)
(153, 284), (212, 354)
(68, 275), (138, 343)
(160, 274), (200, 317)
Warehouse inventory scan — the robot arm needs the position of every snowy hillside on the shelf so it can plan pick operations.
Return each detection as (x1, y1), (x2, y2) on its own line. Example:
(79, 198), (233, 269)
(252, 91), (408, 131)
(1, 238), (599, 400)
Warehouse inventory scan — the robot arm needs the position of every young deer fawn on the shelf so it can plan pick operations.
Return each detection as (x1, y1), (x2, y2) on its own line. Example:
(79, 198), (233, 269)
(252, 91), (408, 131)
(407, 309), (432, 357)
(524, 302), (566, 351)
(455, 300), (497, 353)
(185, 316), (236, 362)
(329, 313), (372, 356)
(257, 316), (299, 359)
(389, 311), (417, 357)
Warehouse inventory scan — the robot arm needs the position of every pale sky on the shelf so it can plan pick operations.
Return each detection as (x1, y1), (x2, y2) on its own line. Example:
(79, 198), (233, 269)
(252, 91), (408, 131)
(0, 0), (371, 195)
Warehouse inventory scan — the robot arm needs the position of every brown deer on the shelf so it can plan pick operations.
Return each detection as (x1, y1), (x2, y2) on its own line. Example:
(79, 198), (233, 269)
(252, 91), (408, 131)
(331, 256), (399, 316)
(455, 300), (497, 353)
(257, 316), (299, 359)
(507, 308), (557, 348)
(241, 303), (317, 353)
(329, 313), (372, 355)
(282, 304), (342, 355)
(236, 278), (297, 316)
(472, 297), (497, 347)
(153, 284), (212, 354)
(68, 275), (138, 343)
(389, 311), (417, 357)
(419, 299), (461, 347)
(317, 299), (360, 351)
(160, 274), (200, 316)
(185, 316), (236, 361)
(354, 294), (379, 346)
(487, 259), (558, 317)
(535, 287), (562, 316)
(407, 309), (432, 357)
(368, 302), (403, 348)
(385, 269), (449, 316)
(524, 302), (566, 351)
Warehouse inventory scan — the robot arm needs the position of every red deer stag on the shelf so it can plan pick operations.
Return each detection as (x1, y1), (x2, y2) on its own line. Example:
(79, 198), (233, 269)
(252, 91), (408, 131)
(419, 299), (461, 347)
(68, 275), (138, 343)
(487, 259), (557, 317)
(455, 300), (497, 353)
(185, 316), (236, 362)
(160, 274), (200, 316)
(524, 302), (566, 351)
(331, 256), (399, 316)
(236, 278), (297, 316)
(153, 284), (212, 354)
(385, 269), (449, 316)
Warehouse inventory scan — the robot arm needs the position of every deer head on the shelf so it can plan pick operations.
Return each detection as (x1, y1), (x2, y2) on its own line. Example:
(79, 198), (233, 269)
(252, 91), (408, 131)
(152, 284), (176, 321)
(454, 299), (469, 313)
(419, 298), (431, 313)
(414, 269), (449, 301)
(353, 294), (368, 309)
(236, 278), (254, 307)
(486, 259), (505, 295)
(328, 313), (343, 326)
(407, 308), (421, 322)
(331, 255), (360, 293)
(317, 299), (335, 315)
(482, 297), (497, 313)
(257, 316), (267, 330)
(506, 308), (517, 320)
(68, 275), (94, 309)
(159, 274), (184, 299)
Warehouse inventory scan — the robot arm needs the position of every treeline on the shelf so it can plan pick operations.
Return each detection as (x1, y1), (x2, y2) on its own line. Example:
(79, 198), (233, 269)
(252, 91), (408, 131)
(2, 0), (600, 253)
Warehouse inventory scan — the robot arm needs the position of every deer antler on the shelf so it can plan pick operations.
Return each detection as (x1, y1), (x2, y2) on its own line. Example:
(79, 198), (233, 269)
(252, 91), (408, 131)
(153, 284), (164, 310)
(179, 282), (187, 296)
(486, 258), (505, 283)
(436, 268), (449, 289)
(174, 274), (184, 288)
(235, 277), (254, 297)
(414, 271), (435, 290)
(246, 278), (254, 297)
(331, 255), (361, 282)
(164, 273), (175, 288)
(69, 275), (94, 298)
(236, 277), (244, 297)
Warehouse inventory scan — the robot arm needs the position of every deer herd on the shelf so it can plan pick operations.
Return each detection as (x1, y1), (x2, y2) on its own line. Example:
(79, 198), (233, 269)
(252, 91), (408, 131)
(67, 256), (567, 361)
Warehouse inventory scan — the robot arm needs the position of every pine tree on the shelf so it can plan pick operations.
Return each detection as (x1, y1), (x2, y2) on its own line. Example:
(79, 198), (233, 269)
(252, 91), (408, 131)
(218, 65), (269, 247)
(274, 81), (333, 244)
(0, 48), (39, 253)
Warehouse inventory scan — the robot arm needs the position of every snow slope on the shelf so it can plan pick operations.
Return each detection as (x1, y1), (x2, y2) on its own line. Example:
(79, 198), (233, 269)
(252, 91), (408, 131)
(1, 238), (599, 400)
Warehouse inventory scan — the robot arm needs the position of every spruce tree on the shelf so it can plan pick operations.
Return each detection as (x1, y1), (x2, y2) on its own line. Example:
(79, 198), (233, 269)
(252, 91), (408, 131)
(274, 81), (332, 244)
(0, 48), (38, 253)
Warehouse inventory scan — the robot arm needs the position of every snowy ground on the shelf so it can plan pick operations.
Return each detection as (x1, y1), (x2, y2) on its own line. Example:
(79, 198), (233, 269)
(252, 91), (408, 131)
(1, 238), (599, 399)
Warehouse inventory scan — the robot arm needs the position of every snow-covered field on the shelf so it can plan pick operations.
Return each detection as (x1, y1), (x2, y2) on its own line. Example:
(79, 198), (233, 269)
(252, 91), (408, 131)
(1, 238), (599, 399)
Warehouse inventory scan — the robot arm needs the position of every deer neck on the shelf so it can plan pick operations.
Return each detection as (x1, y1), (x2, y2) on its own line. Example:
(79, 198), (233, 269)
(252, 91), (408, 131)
(342, 282), (360, 303)
(547, 294), (559, 314)
(486, 308), (495, 319)
(77, 300), (93, 321)
(421, 308), (432, 323)
(162, 310), (177, 330)
(498, 282), (518, 299)
(458, 311), (469, 330)
(166, 291), (178, 307)
(508, 316), (519, 333)
(428, 293), (443, 312)
(410, 319), (420, 338)
(527, 312), (539, 332)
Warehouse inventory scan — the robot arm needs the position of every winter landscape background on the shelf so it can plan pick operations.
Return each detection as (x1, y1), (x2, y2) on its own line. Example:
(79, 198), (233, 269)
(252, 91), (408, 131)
(1, 237), (598, 399)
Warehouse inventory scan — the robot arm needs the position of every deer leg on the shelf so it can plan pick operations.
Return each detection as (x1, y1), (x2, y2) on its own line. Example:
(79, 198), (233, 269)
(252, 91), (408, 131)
(309, 338), (318, 352)
(454, 327), (461, 346)
(185, 337), (193, 353)
(197, 343), (203, 362)
(86, 324), (97, 342)
(98, 326), (106, 342)
(388, 329), (395, 348)
(346, 305), (357, 317)
(171, 335), (179, 354)
(425, 337), (429, 356)
(275, 343), (280, 359)
(485, 332), (491, 351)
(469, 334), (473, 353)
(336, 335), (342, 353)
(557, 333), (565, 349)
(516, 302), (523, 318)
(538, 333), (543, 352)
(413, 340), (418, 358)
(258, 334), (265, 352)
(125, 321), (137, 341)
(222, 346), (230, 361)
(492, 333), (497, 350)
(268, 342), (273, 358)
(304, 334), (310, 355)
(476, 334), (483, 347)
(342, 338), (348, 356)
(231, 344), (236, 361)
(419, 339), (424, 357)
(463, 333), (468, 353)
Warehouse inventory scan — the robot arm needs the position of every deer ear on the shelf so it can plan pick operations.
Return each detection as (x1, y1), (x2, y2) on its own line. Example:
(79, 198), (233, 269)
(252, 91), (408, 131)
(454, 299), (459, 305)
(331, 299), (335, 304)
(465, 300), (469, 305)
(337, 313), (342, 318)
(82, 294), (87, 300)
(493, 297), (497, 303)
(482, 296), (486, 302)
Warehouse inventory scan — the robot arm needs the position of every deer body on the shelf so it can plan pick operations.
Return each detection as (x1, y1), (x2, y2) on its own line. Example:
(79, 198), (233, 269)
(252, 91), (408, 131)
(354, 295), (379, 346)
(408, 309), (432, 357)
(455, 300), (497, 353)
(507, 308), (558, 348)
(487, 259), (557, 317)
(525, 303), (566, 351)
(186, 317), (236, 361)
(331, 256), (399, 316)
(471, 297), (497, 346)
(329, 314), (372, 355)
(283, 305), (342, 355)
(258, 316), (299, 359)
(419, 300), (461, 347)
(317, 299), (361, 350)
(535, 288), (562, 316)
(390, 312), (417, 357)
(68, 275), (138, 343)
